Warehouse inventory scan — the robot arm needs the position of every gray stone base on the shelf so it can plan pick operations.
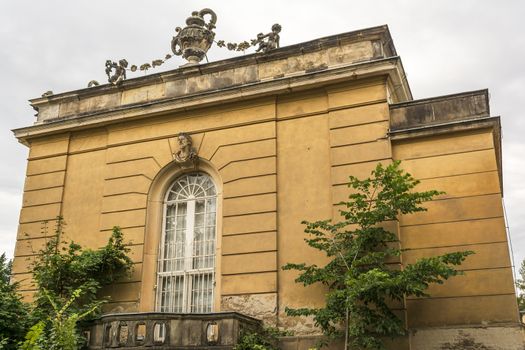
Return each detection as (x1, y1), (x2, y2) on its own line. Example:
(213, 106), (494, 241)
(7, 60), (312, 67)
(409, 325), (525, 350)
(84, 312), (261, 349)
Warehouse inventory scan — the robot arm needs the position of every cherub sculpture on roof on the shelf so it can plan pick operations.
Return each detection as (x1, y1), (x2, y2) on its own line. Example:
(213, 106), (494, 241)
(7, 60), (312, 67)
(105, 59), (128, 85)
(255, 24), (282, 53)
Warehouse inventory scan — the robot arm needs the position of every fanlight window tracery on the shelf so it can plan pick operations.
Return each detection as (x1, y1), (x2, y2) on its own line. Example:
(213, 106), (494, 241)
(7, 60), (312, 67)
(156, 173), (217, 313)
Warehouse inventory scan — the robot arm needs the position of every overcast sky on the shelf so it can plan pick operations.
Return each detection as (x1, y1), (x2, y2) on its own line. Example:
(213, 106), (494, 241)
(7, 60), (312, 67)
(1, 1), (523, 280)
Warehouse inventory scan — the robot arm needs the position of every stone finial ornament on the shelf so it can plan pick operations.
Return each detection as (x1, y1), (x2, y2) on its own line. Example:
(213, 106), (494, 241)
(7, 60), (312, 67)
(255, 24), (281, 53)
(171, 8), (217, 65)
(105, 59), (128, 85)
(90, 9), (281, 84)
(173, 133), (197, 164)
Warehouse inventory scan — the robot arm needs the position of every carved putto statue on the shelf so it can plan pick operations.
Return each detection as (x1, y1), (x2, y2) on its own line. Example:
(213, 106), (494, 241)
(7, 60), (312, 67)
(105, 59), (128, 85)
(171, 9), (217, 65)
(173, 133), (197, 164)
(255, 24), (282, 53)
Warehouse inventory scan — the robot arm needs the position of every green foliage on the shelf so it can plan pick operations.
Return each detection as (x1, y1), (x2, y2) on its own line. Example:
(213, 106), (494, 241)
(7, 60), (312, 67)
(0, 253), (30, 349)
(0, 217), (132, 349)
(517, 259), (525, 311)
(31, 217), (133, 321)
(283, 161), (473, 349)
(234, 332), (274, 350)
(45, 289), (101, 350)
(234, 327), (292, 350)
(19, 289), (99, 350)
(14, 216), (133, 349)
(19, 322), (46, 350)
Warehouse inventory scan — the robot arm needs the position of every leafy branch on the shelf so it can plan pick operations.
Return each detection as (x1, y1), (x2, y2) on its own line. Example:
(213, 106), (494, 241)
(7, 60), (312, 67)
(25, 217), (133, 348)
(283, 161), (474, 349)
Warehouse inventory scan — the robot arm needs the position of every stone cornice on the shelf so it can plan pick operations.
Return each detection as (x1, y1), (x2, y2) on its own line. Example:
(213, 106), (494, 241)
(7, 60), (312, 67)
(14, 56), (410, 144)
(15, 24), (411, 143)
(28, 25), (395, 106)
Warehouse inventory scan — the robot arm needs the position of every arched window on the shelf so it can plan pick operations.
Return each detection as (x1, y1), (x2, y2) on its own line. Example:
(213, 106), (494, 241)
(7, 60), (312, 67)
(156, 172), (217, 313)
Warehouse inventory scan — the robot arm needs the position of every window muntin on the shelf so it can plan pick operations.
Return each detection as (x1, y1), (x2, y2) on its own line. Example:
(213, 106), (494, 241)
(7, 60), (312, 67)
(156, 173), (216, 313)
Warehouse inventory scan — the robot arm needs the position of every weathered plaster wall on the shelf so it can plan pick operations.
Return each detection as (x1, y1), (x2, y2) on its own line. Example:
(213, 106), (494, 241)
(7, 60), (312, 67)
(11, 77), (396, 326)
(410, 326), (525, 350)
(274, 79), (405, 337)
(391, 129), (523, 348)
(30, 29), (384, 124)
(13, 97), (281, 314)
(393, 130), (518, 327)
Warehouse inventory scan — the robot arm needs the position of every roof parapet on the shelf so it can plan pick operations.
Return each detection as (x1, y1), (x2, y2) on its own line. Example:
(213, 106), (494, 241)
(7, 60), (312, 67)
(28, 25), (401, 125)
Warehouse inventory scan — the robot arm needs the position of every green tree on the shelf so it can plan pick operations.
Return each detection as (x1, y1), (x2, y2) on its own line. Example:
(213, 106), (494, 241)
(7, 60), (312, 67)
(283, 161), (473, 349)
(31, 217), (133, 321)
(0, 253), (30, 349)
(234, 327), (292, 350)
(517, 258), (525, 312)
(19, 289), (100, 350)
(25, 217), (133, 348)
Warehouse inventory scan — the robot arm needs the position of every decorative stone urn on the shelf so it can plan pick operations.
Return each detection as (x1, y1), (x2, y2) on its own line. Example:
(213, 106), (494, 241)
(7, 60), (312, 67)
(171, 8), (217, 65)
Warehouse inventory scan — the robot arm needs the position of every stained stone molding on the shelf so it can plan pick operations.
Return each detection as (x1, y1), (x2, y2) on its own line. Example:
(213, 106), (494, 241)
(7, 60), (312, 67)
(389, 89), (503, 193)
(17, 25), (406, 140)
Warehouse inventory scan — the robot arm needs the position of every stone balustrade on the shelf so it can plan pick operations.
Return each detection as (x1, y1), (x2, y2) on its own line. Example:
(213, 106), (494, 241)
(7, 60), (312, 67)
(82, 312), (261, 349)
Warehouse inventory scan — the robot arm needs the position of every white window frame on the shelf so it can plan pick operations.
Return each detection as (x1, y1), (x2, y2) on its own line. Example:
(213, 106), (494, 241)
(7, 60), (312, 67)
(156, 173), (217, 313)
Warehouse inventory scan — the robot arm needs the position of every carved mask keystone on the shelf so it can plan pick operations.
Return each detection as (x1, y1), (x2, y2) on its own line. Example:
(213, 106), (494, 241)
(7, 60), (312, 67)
(173, 132), (198, 166)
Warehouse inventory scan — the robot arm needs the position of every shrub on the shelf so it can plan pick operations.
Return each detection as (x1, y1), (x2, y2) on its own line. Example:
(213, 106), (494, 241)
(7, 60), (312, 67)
(0, 253), (30, 349)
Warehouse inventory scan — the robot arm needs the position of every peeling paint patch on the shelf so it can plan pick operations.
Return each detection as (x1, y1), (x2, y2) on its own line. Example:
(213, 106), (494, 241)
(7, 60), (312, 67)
(221, 293), (277, 325)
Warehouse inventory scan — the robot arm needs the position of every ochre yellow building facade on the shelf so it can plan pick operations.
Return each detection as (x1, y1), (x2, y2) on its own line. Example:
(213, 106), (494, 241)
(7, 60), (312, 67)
(11, 26), (524, 349)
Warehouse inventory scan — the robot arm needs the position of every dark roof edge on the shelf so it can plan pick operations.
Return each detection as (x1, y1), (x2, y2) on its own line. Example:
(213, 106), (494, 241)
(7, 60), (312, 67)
(390, 88), (489, 110)
(389, 115), (497, 135)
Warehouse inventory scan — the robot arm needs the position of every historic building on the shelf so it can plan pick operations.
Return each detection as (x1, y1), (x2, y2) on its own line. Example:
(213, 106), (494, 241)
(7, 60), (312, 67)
(10, 11), (524, 349)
